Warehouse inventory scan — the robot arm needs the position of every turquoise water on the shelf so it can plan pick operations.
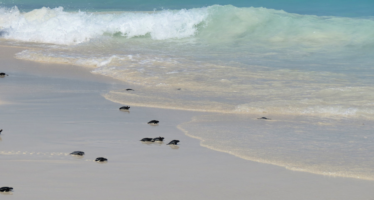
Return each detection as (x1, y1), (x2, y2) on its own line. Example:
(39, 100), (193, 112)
(1, 0), (374, 17)
(1, 1), (374, 180)
(2, 5), (373, 77)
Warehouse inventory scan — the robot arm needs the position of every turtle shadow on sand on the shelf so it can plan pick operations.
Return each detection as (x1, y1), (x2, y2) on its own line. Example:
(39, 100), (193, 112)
(0, 192), (13, 195)
(141, 141), (164, 146)
(141, 141), (154, 145)
(95, 161), (108, 164)
(169, 145), (180, 150)
(152, 141), (164, 146)
(71, 155), (85, 160)
(257, 117), (271, 120)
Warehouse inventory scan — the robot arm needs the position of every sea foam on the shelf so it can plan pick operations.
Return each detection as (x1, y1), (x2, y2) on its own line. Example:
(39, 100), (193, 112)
(6, 5), (374, 124)
(1, 5), (374, 47)
(0, 6), (208, 44)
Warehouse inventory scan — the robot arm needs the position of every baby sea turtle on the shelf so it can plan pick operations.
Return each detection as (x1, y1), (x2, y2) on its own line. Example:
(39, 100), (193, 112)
(0, 72), (8, 77)
(167, 140), (180, 145)
(140, 138), (153, 142)
(0, 129), (2, 134)
(148, 120), (159, 125)
(70, 151), (84, 156)
(152, 137), (164, 142)
(257, 117), (270, 120)
(126, 89), (134, 91)
(0, 187), (13, 192)
(119, 106), (130, 111)
(95, 157), (108, 162)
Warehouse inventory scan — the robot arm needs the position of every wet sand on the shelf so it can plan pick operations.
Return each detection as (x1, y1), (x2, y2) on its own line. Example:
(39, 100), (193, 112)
(1, 46), (374, 199)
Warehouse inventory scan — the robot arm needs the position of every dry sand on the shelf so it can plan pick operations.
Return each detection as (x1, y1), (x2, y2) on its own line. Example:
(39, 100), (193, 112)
(1, 46), (374, 200)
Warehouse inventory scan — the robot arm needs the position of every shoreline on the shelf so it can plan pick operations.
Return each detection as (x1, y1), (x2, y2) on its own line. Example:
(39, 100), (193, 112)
(4, 45), (374, 180)
(4, 44), (374, 181)
(1, 45), (374, 199)
(178, 113), (374, 181)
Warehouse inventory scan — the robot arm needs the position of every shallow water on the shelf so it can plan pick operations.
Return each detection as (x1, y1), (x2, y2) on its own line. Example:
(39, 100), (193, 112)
(179, 114), (374, 180)
(1, 1), (373, 180)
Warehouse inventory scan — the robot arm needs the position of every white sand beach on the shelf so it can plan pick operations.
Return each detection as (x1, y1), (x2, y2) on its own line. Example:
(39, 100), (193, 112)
(1, 46), (374, 199)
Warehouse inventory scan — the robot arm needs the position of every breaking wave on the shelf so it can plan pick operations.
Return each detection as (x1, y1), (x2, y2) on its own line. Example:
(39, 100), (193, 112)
(0, 6), (208, 44)
(1, 5), (374, 47)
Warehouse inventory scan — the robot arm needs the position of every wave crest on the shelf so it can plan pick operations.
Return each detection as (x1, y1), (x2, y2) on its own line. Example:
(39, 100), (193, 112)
(0, 6), (208, 44)
(1, 5), (374, 46)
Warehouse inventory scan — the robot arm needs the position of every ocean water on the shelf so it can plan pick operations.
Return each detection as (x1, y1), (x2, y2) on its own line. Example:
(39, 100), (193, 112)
(1, 0), (374, 180)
